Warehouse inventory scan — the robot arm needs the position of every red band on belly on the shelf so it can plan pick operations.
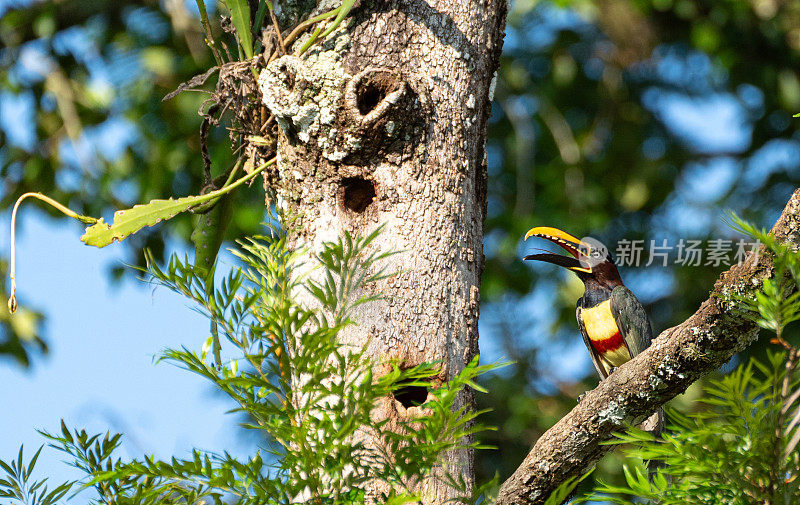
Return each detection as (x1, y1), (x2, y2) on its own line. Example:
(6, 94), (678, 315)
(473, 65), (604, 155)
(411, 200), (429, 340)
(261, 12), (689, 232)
(591, 331), (625, 354)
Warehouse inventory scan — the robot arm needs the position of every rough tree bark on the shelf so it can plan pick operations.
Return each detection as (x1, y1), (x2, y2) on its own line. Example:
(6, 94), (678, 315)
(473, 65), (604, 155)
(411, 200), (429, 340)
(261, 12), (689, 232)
(257, 1), (507, 502)
(494, 188), (800, 505)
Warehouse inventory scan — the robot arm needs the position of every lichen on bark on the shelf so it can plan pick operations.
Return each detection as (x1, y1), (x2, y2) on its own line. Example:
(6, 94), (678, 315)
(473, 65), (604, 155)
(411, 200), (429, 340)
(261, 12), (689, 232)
(259, 39), (351, 156)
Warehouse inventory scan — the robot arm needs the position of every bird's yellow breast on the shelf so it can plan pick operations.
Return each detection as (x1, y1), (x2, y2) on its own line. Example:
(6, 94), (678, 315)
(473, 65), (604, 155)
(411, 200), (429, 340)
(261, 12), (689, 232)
(581, 300), (618, 341)
(581, 300), (631, 367)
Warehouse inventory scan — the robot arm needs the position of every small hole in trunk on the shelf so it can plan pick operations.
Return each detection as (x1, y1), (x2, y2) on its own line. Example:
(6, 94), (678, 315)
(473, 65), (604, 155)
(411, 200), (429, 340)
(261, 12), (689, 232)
(355, 73), (398, 115)
(394, 385), (428, 408)
(276, 59), (295, 91)
(357, 82), (383, 114)
(340, 177), (376, 213)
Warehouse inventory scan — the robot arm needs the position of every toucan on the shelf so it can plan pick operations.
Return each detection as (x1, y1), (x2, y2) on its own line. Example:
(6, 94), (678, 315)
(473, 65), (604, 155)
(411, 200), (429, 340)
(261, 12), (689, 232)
(523, 226), (664, 435)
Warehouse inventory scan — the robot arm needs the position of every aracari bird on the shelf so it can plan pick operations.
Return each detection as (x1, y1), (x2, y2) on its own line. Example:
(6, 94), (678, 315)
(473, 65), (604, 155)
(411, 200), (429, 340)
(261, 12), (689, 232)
(523, 226), (663, 436)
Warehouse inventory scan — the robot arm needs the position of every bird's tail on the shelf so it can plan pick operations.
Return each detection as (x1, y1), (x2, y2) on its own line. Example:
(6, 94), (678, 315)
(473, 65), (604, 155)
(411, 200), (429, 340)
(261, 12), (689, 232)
(640, 407), (665, 483)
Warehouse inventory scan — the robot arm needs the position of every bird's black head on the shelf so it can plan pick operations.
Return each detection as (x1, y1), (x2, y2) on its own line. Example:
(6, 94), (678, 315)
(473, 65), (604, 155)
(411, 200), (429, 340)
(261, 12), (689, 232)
(522, 226), (623, 290)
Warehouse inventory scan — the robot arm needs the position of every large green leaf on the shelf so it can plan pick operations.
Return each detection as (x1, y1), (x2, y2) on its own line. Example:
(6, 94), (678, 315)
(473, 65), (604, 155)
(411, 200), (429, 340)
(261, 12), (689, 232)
(81, 163), (267, 247)
(82, 195), (217, 247)
(221, 0), (253, 59)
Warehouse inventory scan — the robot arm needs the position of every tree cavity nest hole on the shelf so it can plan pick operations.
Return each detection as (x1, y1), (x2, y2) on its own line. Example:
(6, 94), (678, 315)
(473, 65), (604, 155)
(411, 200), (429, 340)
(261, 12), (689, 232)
(355, 72), (399, 116)
(394, 384), (429, 409)
(340, 177), (376, 213)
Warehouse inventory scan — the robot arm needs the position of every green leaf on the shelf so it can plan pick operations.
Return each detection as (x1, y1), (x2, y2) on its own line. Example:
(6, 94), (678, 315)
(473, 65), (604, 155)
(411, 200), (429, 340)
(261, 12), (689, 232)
(221, 0), (254, 59)
(82, 194), (220, 247)
(252, 1), (269, 38)
(81, 161), (269, 247)
(299, 0), (356, 54)
(545, 467), (594, 505)
(320, 0), (356, 39)
(192, 192), (235, 280)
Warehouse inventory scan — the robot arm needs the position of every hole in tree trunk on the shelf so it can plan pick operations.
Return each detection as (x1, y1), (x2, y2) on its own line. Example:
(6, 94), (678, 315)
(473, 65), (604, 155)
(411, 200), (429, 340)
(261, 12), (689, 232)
(340, 177), (376, 213)
(277, 61), (295, 91)
(394, 385), (429, 408)
(355, 72), (399, 115)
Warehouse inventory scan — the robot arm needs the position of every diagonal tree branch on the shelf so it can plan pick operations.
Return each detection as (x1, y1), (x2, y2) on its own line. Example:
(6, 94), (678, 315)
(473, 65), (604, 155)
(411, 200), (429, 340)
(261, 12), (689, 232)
(495, 188), (800, 505)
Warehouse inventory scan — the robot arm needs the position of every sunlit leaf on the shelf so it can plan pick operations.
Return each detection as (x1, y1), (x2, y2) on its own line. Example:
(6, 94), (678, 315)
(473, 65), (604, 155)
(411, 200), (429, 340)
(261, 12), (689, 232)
(221, 0), (253, 59)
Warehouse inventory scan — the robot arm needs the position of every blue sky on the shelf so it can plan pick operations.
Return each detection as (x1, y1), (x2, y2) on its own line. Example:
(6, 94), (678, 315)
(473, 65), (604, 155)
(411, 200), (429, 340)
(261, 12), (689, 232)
(0, 210), (250, 496)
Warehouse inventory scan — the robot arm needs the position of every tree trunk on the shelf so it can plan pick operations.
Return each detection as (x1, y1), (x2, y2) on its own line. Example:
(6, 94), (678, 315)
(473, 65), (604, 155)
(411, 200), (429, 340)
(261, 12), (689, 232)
(258, 1), (507, 502)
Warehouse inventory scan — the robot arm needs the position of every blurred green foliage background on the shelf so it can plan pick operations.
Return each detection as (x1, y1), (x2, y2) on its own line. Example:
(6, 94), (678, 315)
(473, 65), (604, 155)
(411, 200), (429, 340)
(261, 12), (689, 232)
(2, 0), (800, 492)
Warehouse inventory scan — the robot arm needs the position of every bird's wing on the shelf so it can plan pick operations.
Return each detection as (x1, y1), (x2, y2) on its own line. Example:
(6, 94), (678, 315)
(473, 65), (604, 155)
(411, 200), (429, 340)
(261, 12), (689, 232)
(577, 301), (611, 379)
(609, 285), (653, 358)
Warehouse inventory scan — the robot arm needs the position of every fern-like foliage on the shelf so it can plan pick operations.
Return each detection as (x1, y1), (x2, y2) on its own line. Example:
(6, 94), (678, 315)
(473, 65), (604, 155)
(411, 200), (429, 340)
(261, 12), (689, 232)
(2, 220), (499, 504)
(725, 212), (800, 334)
(584, 352), (800, 505)
(0, 446), (72, 505)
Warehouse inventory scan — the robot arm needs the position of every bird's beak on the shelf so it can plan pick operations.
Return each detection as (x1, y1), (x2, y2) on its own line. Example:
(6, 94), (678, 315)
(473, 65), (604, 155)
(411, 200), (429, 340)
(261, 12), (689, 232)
(523, 226), (593, 274)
